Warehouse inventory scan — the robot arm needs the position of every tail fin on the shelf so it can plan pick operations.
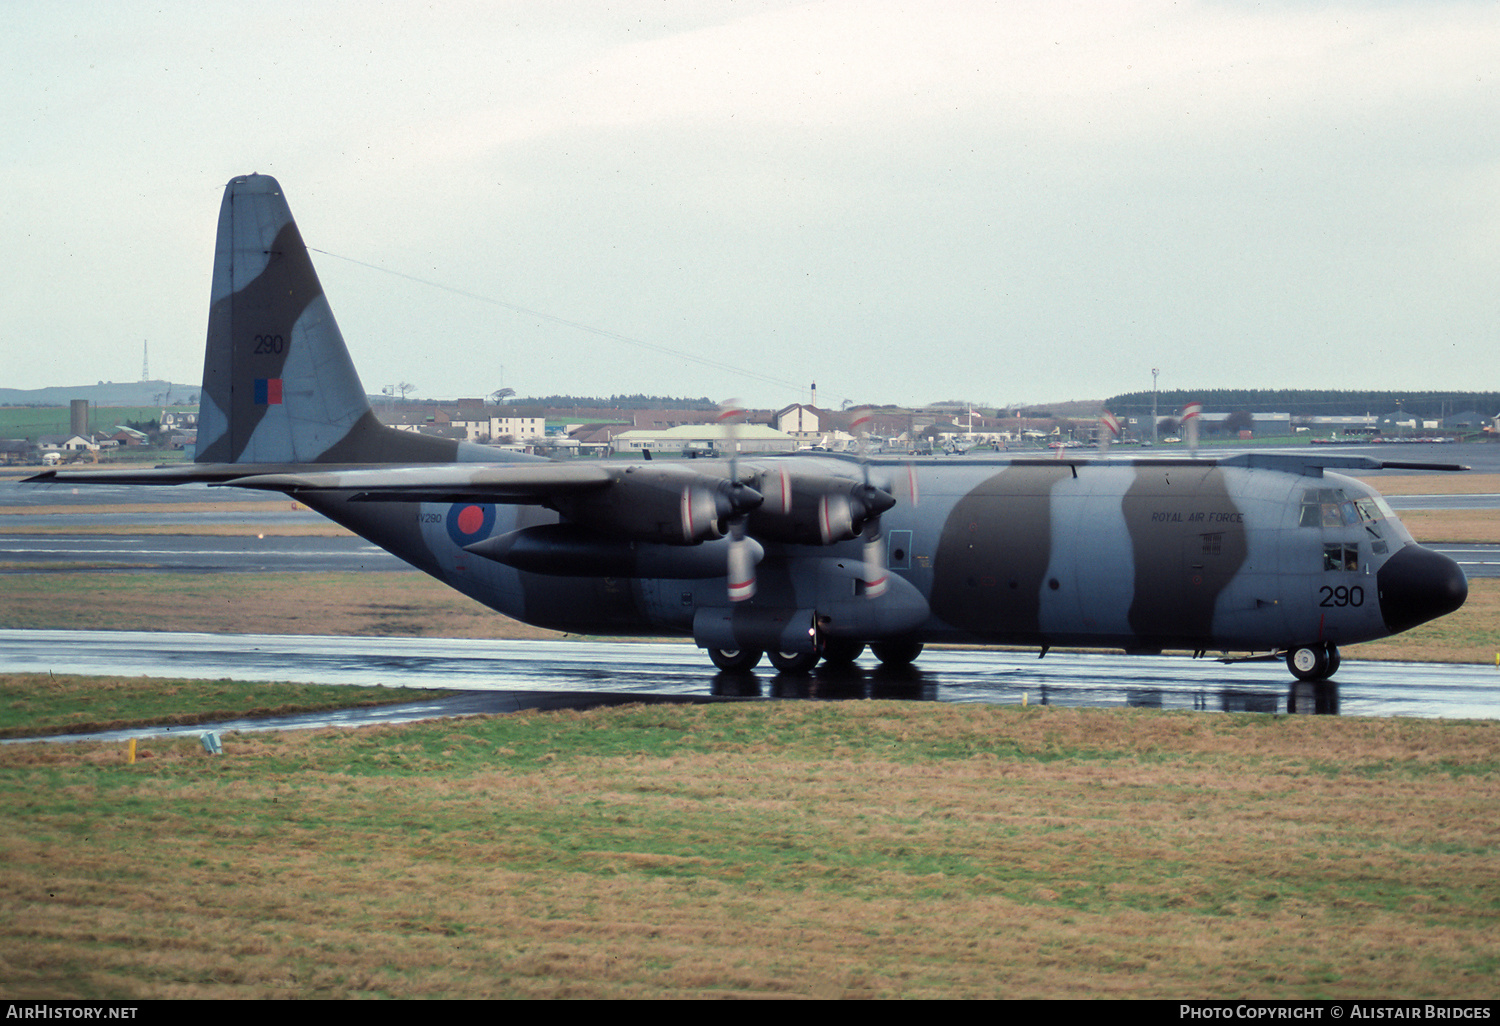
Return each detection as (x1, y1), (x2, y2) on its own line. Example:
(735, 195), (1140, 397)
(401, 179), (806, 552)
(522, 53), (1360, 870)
(195, 174), (459, 465)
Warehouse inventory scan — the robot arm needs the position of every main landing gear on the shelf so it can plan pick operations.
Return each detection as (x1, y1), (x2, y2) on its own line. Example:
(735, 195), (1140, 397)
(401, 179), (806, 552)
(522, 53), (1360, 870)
(1285, 642), (1340, 682)
(706, 640), (924, 674)
(708, 647), (763, 673)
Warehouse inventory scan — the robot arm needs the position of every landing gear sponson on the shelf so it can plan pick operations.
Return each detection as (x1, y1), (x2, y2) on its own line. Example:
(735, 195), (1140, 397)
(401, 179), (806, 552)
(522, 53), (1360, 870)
(709, 640), (924, 674)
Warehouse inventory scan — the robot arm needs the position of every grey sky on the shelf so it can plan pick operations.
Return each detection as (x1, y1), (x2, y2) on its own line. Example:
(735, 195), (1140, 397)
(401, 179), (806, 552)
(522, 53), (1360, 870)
(3, 1), (1497, 411)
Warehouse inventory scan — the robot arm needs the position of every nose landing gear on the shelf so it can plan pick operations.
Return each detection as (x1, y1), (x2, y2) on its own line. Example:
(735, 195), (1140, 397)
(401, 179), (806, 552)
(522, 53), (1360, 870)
(1286, 643), (1340, 681)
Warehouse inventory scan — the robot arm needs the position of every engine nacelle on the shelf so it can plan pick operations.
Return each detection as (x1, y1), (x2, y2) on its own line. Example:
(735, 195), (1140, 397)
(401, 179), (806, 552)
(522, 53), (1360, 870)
(747, 473), (895, 545)
(465, 524), (763, 579)
(551, 465), (759, 545)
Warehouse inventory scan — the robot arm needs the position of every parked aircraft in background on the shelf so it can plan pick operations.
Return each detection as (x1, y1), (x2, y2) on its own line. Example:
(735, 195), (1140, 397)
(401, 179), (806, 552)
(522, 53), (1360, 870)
(28, 175), (1469, 681)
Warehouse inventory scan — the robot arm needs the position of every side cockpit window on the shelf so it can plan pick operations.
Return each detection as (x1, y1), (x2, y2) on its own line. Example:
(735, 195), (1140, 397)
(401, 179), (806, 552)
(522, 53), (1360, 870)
(1304, 487), (1392, 570)
(1324, 543), (1359, 572)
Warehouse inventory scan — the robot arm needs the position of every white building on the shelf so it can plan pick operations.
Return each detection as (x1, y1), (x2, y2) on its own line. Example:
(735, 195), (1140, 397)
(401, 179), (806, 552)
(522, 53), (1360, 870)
(611, 424), (798, 455)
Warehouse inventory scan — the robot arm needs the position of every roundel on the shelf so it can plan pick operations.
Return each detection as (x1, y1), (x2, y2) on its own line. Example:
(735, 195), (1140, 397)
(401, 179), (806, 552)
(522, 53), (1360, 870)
(446, 503), (496, 546)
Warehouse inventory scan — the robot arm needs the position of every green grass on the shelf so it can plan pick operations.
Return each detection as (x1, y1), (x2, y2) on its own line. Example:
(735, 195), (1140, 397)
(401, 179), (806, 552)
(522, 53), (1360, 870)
(0, 673), (448, 738)
(0, 406), (172, 441)
(3, 696), (1496, 998)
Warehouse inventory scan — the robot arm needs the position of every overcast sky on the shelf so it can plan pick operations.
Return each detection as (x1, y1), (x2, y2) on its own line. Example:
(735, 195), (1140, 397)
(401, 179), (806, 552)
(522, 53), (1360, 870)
(4, 1), (1498, 411)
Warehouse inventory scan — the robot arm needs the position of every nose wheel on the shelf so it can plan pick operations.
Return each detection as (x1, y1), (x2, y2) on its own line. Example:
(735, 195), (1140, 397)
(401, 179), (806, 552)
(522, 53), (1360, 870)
(1286, 643), (1340, 681)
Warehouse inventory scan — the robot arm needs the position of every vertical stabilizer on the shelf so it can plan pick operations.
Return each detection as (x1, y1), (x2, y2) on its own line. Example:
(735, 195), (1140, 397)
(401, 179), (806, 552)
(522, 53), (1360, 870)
(196, 174), (373, 463)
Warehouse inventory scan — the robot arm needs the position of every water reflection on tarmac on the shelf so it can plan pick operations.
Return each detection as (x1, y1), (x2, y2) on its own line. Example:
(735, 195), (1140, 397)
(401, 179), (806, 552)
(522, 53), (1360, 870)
(3, 630), (1497, 746)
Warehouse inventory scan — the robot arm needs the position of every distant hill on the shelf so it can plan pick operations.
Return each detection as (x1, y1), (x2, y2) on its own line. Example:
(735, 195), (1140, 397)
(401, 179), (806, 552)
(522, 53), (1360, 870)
(0, 381), (199, 407)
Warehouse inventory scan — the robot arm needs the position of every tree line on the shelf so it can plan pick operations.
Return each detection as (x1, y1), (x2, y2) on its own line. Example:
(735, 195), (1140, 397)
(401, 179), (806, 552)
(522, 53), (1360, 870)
(1102, 390), (1500, 419)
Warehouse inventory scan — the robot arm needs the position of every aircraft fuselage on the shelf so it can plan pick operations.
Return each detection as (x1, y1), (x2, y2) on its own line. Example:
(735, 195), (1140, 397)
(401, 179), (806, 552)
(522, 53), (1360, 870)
(304, 454), (1462, 664)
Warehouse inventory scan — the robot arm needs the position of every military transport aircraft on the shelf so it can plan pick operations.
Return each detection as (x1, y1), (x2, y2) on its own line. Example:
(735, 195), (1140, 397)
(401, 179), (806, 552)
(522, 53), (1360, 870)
(27, 174), (1470, 681)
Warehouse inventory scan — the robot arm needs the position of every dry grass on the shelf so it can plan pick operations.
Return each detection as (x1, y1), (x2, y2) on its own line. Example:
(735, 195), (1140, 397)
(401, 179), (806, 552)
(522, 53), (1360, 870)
(1354, 473), (1500, 496)
(0, 571), (564, 640)
(1347, 578), (1500, 663)
(1, 703), (1495, 999)
(1392, 509), (1500, 544)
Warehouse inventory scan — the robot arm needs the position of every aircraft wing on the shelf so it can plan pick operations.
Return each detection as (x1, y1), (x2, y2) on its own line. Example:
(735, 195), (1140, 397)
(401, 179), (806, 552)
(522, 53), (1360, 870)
(25, 461), (617, 500)
(216, 463), (617, 503)
(25, 463), (309, 485)
(994, 453), (1468, 473)
(1213, 453), (1469, 473)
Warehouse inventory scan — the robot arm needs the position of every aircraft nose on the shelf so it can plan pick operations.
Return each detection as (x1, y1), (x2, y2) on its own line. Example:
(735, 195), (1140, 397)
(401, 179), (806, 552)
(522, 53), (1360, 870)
(1377, 543), (1468, 635)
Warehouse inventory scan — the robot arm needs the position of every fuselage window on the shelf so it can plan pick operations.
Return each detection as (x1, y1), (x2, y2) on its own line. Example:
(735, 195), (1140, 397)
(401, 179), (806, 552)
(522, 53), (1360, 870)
(1323, 543), (1359, 572)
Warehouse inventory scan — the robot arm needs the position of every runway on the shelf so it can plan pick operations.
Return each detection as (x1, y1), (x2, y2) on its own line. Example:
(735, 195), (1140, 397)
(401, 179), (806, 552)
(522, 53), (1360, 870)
(4, 630), (1498, 747)
(0, 531), (408, 573)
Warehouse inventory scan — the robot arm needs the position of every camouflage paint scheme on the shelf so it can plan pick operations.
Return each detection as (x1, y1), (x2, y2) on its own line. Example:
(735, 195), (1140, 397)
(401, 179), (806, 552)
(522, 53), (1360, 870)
(30, 175), (1469, 680)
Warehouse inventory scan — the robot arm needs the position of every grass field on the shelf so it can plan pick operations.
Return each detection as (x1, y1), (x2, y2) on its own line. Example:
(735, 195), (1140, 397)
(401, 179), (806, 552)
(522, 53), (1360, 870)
(2, 686), (1497, 999)
(0, 406), (170, 441)
(0, 674), (449, 740)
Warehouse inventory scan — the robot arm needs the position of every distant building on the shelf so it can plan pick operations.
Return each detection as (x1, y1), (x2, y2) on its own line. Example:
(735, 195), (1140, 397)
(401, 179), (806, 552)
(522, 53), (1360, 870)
(1441, 411), (1487, 432)
(160, 410), (197, 432)
(612, 424), (798, 455)
(773, 404), (827, 440)
(37, 434), (99, 453)
(0, 440), (35, 464)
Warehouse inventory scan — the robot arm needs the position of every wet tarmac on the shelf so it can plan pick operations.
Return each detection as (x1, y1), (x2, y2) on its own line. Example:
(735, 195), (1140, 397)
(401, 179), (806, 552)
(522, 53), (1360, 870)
(0, 531), (408, 572)
(3, 629), (1498, 748)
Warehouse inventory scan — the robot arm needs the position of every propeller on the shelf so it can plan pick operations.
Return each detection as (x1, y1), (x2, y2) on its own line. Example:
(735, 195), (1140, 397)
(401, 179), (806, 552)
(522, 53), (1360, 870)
(852, 415), (888, 599)
(1098, 409), (1122, 456)
(719, 401), (758, 602)
(1182, 401), (1202, 457)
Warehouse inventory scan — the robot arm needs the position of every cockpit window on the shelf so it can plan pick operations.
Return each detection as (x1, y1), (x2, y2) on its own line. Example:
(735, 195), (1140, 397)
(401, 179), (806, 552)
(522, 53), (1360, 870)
(1301, 488), (1390, 532)
(1300, 488), (1352, 528)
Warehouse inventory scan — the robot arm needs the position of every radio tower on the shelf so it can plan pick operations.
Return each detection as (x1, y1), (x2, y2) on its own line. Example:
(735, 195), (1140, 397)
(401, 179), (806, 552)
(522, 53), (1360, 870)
(141, 341), (149, 381)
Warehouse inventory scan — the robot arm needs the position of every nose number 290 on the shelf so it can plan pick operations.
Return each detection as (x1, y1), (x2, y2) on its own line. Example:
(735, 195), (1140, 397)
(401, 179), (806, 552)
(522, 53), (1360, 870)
(1319, 585), (1363, 608)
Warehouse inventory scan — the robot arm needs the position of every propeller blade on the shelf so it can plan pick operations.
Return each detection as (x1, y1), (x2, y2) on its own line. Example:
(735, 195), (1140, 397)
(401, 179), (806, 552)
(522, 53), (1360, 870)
(853, 414), (888, 599)
(862, 520), (888, 598)
(720, 399), (756, 602)
(727, 519), (756, 602)
(1183, 401), (1201, 457)
(1099, 409), (1122, 456)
